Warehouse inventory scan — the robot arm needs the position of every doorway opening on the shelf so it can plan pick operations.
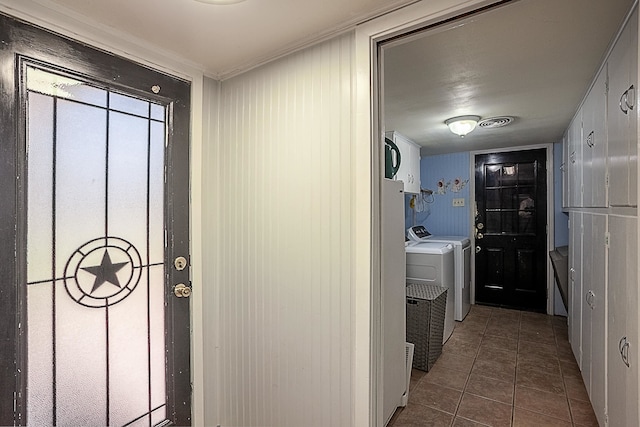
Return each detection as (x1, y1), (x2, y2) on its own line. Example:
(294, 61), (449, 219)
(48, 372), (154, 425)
(474, 148), (548, 311)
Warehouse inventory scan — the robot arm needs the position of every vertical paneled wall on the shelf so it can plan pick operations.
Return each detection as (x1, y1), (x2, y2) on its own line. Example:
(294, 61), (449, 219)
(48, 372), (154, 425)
(202, 33), (354, 427)
(416, 152), (471, 236)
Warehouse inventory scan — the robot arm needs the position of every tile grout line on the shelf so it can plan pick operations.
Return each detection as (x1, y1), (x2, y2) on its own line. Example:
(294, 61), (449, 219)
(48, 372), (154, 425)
(451, 310), (491, 427)
(556, 324), (578, 427)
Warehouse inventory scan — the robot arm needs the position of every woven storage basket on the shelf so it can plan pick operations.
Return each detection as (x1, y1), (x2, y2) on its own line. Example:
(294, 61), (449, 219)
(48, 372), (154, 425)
(406, 283), (447, 371)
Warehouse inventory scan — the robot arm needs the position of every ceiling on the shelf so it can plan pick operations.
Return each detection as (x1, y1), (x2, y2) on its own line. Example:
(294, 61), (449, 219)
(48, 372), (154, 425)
(383, 0), (635, 155)
(11, 0), (635, 157)
(26, 0), (416, 78)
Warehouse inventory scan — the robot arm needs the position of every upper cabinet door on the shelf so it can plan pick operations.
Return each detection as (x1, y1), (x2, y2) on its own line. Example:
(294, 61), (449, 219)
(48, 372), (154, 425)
(607, 8), (638, 207)
(581, 67), (608, 208)
(562, 132), (570, 209)
(568, 109), (583, 207)
(385, 131), (421, 194)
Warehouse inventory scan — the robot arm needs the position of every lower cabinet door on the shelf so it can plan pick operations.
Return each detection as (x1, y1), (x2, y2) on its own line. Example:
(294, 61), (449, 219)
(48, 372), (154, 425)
(607, 215), (638, 426)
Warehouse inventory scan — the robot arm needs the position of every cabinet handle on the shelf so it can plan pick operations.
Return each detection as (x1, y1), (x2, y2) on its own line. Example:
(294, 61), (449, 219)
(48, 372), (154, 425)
(570, 267), (575, 281)
(626, 85), (635, 111)
(586, 131), (594, 148)
(585, 290), (595, 308)
(619, 336), (630, 367)
(620, 91), (629, 114)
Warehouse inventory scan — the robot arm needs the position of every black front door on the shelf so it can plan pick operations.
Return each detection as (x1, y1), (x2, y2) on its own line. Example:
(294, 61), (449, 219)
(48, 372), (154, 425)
(474, 149), (547, 311)
(0, 13), (192, 426)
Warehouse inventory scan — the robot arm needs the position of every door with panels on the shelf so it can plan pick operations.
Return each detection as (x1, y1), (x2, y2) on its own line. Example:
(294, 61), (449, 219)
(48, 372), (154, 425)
(0, 12), (192, 426)
(568, 211), (583, 366)
(581, 68), (608, 208)
(568, 110), (583, 208)
(579, 213), (607, 425)
(608, 8), (638, 207)
(607, 214), (639, 427)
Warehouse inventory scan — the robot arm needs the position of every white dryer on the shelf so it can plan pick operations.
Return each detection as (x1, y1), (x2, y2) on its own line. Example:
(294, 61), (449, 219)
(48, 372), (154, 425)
(407, 226), (471, 322)
(405, 241), (455, 343)
(424, 236), (471, 321)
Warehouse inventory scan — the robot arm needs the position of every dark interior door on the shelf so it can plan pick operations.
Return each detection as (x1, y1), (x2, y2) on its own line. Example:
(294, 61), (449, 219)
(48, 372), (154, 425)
(0, 13), (192, 426)
(474, 149), (547, 311)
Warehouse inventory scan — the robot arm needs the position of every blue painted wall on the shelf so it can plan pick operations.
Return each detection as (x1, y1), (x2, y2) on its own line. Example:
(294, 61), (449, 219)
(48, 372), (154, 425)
(406, 152), (472, 237)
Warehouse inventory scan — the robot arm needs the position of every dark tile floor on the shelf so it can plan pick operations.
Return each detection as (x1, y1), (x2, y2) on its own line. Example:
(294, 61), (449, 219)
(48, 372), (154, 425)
(388, 305), (599, 427)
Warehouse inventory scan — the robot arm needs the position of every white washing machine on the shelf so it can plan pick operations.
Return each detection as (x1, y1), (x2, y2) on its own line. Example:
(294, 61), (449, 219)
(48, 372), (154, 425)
(407, 226), (472, 322)
(405, 241), (455, 343)
(424, 236), (471, 321)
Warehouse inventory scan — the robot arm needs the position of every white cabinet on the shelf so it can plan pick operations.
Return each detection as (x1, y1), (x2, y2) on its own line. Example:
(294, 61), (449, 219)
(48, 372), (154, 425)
(565, 6), (639, 426)
(607, 215), (639, 427)
(581, 68), (608, 207)
(608, 8), (638, 207)
(568, 110), (584, 207)
(568, 211), (583, 366)
(381, 179), (407, 424)
(385, 131), (421, 194)
(561, 132), (569, 209)
(580, 213), (607, 425)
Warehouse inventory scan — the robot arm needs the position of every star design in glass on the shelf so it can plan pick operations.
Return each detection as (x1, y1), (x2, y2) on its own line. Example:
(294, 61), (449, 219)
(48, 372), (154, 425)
(81, 249), (128, 294)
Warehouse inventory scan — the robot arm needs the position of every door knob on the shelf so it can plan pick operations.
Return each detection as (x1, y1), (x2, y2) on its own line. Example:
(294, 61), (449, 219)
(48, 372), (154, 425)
(174, 283), (192, 298)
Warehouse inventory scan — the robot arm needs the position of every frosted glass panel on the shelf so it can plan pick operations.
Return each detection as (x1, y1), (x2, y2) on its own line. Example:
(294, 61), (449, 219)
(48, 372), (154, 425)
(27, 66), (107, 107)
(149, 265), (166, 409)
(109, 92), (149, 117)
(26, 281), (54, 426)
(108, 111), (149, 262)
(149, 121), (166, 264)
(55, 99), (107, 275)
(56, 280), (107, 427)
(27, 93), (54, 283)
(150, 103), (165, 121)
(25, 66), (169, 426)
(110, 270), (150, 426)
(151, 406), (167, 426)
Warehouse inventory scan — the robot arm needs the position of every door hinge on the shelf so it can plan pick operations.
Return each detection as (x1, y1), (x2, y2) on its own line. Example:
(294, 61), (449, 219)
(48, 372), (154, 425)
(605, 173), (609, 188)
(605, 232), (610, 248)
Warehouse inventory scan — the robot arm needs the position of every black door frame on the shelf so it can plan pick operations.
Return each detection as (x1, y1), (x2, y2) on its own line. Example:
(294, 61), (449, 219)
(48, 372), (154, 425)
(0, 12), (192, 426)
(469, 144), (555, 314)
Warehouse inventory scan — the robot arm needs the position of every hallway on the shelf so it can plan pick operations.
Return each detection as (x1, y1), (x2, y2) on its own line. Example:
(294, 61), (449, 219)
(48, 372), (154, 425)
(389, 305), (598, 426)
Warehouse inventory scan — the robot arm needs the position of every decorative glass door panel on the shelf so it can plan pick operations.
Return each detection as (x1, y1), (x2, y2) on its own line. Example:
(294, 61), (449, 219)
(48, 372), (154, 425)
(25, 65), (168, 426)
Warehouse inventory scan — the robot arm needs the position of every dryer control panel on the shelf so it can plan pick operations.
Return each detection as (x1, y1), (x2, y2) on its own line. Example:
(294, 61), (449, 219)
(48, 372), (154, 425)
(407, 225), (432, 242)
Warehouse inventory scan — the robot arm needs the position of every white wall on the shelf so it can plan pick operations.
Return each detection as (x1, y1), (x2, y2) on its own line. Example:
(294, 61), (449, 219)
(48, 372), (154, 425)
(203, 33), (355, 427)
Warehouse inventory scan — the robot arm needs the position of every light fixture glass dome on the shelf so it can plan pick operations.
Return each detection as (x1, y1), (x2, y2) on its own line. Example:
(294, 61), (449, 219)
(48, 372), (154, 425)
(445, 115), (481, 137)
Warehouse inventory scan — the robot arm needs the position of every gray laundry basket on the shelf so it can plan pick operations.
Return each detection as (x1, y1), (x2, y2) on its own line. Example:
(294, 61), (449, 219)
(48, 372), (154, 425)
(406, 283), (447, 372)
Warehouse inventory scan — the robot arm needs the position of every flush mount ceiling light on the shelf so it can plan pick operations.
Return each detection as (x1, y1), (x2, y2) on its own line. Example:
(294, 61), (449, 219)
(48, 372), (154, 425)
(193, 0), (246, 4)
(445, 115), (481, 137)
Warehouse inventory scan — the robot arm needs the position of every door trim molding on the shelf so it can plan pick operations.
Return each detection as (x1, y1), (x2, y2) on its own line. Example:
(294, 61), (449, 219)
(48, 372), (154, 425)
(357, 1), (520, 425)
(469, 143), (555, 314)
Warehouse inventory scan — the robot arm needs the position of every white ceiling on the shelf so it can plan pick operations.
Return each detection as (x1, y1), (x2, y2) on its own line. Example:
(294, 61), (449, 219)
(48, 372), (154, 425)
(13, 0), (635, 157)
(29, 0), (416, 78)
(383, 0), (635, 155)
